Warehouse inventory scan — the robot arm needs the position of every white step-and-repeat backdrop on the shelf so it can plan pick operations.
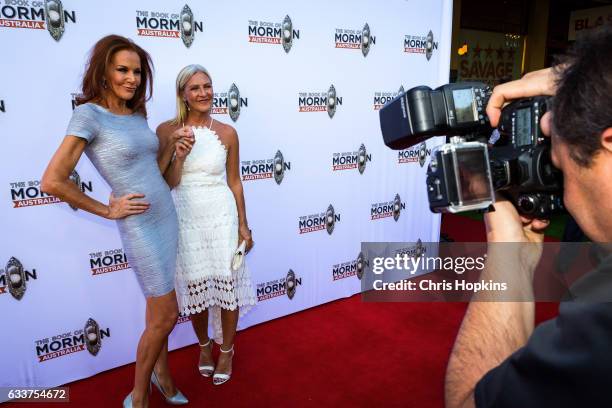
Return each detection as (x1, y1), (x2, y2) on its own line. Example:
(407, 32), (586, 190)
(0, 0), (451, 390)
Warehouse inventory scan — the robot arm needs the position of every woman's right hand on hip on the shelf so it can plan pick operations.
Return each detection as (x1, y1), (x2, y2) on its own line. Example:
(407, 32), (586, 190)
(106, 193), (150, 219)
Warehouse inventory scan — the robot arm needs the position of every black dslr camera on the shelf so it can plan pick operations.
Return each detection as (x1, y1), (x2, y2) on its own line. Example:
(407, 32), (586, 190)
(379, 82), (563, 217)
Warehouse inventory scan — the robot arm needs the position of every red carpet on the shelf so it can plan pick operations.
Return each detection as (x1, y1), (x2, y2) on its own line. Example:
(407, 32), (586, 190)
(7, 214), (559, 407)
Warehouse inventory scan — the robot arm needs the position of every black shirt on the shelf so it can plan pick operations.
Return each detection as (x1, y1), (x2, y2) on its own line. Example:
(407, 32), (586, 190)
(475, 254), (612, 407)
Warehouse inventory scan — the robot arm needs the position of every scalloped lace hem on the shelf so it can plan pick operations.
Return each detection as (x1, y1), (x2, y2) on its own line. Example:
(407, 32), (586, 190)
(176, 264), (256, 343)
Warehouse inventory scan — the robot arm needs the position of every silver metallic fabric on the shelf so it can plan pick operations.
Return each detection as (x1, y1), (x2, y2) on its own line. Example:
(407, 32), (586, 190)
(66, 103), (178, 297)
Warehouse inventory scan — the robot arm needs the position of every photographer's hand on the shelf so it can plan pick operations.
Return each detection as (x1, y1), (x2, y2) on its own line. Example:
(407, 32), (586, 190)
(485, 195), (549, 286)
(486, 68), (558, 127)
(486, 197), (550, 243)
(445, 197), (550, 408)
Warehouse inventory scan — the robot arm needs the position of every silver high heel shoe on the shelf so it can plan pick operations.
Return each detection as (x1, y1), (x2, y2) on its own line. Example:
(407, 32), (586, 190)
(212, 345), (234, 386)
(123, 393), (133, 408)
(123, 383), (152, 407)
(198, 339), (215, 377)
(151, 370), (189, 405)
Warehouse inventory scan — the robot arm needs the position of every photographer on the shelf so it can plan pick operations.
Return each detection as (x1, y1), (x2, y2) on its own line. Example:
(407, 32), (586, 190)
(445, 25), (612, 408)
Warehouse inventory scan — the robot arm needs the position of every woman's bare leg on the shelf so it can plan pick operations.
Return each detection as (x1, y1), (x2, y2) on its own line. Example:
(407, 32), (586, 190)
(216, 307), (239, 374)
(191, 309), (214, 370)
(152, 339), (179, 397)
(130, 290), (179, 407)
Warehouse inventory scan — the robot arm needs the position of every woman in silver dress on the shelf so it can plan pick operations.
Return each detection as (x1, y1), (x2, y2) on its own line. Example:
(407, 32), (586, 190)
(41, 35), (187, 407)
(157, 65), (256, 386)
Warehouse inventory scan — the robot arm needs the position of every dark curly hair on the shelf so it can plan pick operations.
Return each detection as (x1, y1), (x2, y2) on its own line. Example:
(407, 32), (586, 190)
(552, 24), (612, 167)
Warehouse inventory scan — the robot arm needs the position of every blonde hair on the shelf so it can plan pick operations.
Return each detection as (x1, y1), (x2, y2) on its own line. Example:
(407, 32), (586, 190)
(172, 64), (212, 125)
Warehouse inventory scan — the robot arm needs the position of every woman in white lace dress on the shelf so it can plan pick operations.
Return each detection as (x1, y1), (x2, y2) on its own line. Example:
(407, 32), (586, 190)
(157, 64), (256, 385)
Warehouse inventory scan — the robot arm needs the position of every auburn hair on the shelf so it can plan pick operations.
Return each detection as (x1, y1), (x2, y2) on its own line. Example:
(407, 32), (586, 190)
(75, 35), (154, 117)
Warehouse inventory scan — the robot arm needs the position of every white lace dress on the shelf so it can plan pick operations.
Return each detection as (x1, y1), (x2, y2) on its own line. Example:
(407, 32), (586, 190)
(172, 125), (256, 340)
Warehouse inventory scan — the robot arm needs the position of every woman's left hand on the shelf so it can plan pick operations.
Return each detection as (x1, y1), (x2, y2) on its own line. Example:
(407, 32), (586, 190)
(239, 225), (254, 253)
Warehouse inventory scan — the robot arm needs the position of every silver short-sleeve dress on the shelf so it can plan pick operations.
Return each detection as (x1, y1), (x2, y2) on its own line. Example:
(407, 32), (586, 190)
(66, 103), (178, 297)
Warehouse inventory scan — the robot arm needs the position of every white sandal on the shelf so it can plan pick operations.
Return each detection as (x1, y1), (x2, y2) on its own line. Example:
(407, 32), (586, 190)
(212, 345), (234, 386)
(198, 339), (215, 377)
